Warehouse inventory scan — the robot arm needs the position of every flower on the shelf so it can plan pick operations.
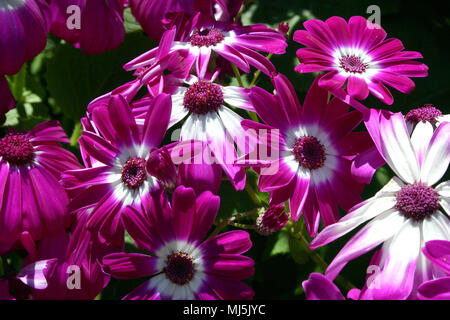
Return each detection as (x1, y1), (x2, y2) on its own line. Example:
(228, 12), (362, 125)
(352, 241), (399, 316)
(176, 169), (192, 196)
(0, 121), (81, 254)
(417, 240), (450, 300)
(405, 104), (450, 131)
(240, 74), (373, 236)
(310, 112), (450, 300)
(14, 210), (118, 300)
(293, 16), (428, 105)
(102, 186), (255, 300)
(129, 0), (243, 41)
(255, 205), (289, 236)
(62, 94), (172, 245)
(124, 19), (287, 79)
(48, 0), (125, 54)
(0, 0), (49, 75)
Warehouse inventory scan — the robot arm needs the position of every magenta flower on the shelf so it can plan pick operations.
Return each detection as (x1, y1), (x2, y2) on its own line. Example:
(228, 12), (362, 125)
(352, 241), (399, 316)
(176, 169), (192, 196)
(62, 94), (174, 245)
(124, 20), (287, 79)
(0, 0), (49, 75)
(241, 74), (373, 236)
(293, 16), (428, 105)
(417, 240), (450, 300)
(14, 209), (118, 300)
(310, 112), (450, 300)
(405, 104), (450, 131)
(0, 121), (81, 254)
(102, 186), (255, 300)
(129, 0), (242, 41)
(48, 0), (125, 54)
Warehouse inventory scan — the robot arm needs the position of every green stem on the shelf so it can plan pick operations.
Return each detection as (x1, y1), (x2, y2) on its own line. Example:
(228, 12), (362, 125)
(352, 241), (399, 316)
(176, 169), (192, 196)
(250, 53), (273, 87)
(292, 226), (356, 292)
(209, 208), (261, 238)
(70, 122), (82, 147)
(232, 64), (244, 87)
(244, 183), (264, 207)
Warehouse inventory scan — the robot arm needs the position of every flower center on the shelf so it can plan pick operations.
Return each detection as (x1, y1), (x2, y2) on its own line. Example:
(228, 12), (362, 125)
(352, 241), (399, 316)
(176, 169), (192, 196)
(189, 28), (224, 47)
(395, 183), (440, 221)
(292, 136), (326, 170)
(164, 251), (195, 285)
(340, 55), (367, 74)
(183, 80), (224, 115)
(405, 105), (442, 124)
(0, 133), (35, 165)
(121, 157), (147, 189)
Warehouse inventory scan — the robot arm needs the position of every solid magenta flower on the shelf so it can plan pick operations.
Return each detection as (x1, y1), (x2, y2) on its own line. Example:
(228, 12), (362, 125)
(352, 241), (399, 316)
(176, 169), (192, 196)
(0, 0), (49, 75)
(0, 121), (81, 254)
(103, 186), (255, 300)
(293, 16), (428, 105)
(48, 0), (125, 54)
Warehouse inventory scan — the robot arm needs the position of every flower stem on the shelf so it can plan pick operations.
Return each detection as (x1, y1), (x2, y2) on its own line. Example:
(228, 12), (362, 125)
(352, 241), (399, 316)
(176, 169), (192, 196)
(245, 182), (265, 208)
(232, 64), (244, 87)
(209, 208), (262, 238)
(292, 225), (356, 293)
(250, 53), (273, 87)
(70, 122), (82, 147)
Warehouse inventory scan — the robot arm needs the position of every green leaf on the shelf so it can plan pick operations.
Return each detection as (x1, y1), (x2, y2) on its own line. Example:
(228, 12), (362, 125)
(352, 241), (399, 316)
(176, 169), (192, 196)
(288, 235), (309, 265)
(269, 231), (290, 256)
(45, 32), (155, 121)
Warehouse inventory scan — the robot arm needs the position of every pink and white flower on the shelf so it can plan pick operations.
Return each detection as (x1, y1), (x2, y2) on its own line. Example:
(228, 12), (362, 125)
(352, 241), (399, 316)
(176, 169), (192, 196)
(310, 111), (450, 300)
(102, 186), (255, 300)
(293, 16), (428, 105)
(124, 20), (287, 80)
(240, 74), (373, 236)
(62, 94), (173, 245)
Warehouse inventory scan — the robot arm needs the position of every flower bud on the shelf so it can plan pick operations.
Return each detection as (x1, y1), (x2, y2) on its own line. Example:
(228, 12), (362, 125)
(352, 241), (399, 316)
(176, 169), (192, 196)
(146, 148), (177, 192)
(256, 205), (289, 236)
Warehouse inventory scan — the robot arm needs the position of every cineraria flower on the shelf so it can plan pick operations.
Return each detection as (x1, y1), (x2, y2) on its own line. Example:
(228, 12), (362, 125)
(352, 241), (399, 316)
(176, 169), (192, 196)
(293, 16), (428, 105)
(417, 240), (450, 300)
(0, 0), (49, 75)
(124, 19), (287, 79)
(16, 210), (118, 300)
(48, 0), (125, 54)
(405, 104), (450, 132)
(129, 0), (243, 41)
(140, 73), (254, 190)
(102, 186), (255, 300)
(240, 74), (372, 236)
(0, 121), (81, 254)
(310, 112), (450, 300)
(62, 94), (174, 245)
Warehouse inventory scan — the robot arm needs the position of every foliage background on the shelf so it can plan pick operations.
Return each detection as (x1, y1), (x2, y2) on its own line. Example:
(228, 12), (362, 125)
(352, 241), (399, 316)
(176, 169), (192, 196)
(2, 0), (449, 299)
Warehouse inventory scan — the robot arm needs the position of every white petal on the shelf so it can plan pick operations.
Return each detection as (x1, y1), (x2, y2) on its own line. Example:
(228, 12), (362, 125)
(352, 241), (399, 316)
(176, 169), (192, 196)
(222, 86), (254, 111)
(421, 211), (450, 243)
(379, 112), (420, 184)
(410, 121), (434, 167)
(420, 122), (450, 185)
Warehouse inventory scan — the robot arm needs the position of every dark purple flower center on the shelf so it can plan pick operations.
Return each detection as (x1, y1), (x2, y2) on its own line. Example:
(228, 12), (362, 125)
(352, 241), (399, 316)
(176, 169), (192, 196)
(292, 136), (326, 170)
(395, 183), (440, 221)
(121, 157), (147, 189)
(405, 105), (442, 124)
(190, 28), (224, 47)
(340, 55), (367, 74)
(164, 251), (195, 285)
(0, 133), (34, 165)
(183, 80), (224, 115)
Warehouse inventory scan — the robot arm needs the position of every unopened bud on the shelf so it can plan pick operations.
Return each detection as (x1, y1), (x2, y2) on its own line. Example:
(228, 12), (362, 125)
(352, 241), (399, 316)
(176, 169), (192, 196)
(146, 148), (177, 192)
(277, 22), (289, 38)
(256, 205), (289, 236)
